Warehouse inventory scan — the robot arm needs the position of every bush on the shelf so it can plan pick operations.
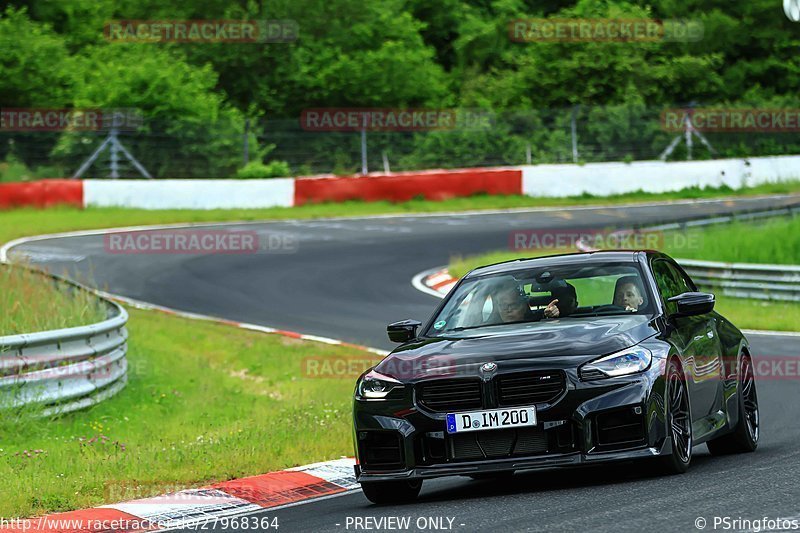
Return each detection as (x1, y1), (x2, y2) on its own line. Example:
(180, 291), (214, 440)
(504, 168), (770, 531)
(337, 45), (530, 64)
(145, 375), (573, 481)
(234, 160), (292, 179)
(0, 156), (34, 182)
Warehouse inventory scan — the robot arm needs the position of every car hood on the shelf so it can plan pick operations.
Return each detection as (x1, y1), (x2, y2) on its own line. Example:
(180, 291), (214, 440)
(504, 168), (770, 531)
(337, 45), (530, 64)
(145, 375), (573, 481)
(375, 315), (659, 382)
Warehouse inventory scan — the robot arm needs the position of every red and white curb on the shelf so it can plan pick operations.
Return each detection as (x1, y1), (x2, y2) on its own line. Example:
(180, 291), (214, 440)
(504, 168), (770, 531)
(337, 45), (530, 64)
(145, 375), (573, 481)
(411, 267), (455, 299)
(0, 458), (359, 532)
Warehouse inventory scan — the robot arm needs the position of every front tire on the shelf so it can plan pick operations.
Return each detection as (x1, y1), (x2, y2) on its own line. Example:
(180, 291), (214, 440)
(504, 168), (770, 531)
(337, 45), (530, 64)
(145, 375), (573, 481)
(360, 479), (422, 505)
(656, 358), (693, 475)
(707, 353), (759, 455)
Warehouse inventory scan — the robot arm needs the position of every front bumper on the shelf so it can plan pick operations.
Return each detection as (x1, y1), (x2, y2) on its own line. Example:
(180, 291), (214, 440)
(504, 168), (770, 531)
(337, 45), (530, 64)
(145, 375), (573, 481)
(355, 444), (668, 482)
(353, 363), (669, 482)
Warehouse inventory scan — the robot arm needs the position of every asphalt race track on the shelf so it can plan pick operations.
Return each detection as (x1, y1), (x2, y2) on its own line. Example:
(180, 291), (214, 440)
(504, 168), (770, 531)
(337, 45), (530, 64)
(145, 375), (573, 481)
(9, 195), (800, 532)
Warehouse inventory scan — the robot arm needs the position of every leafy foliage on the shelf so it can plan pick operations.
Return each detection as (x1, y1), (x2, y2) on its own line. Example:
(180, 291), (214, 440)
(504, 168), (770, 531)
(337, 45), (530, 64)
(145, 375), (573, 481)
(1, 0), (799, 176)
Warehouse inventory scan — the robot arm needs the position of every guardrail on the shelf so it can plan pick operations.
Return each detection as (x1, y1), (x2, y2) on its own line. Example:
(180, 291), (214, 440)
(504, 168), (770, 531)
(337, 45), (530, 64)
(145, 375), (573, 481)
(0, 268), (128, 416)
(679, 259), (800, 302)
(642, 203), (800, 232)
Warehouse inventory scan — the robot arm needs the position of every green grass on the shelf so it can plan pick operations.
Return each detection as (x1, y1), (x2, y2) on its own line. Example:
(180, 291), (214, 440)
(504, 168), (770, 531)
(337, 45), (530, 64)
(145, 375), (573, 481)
(0, 265), (106, 336)
(449, 248), (568, 279)
(1, 180), (799, 246)
(0, 307), (375, 517)
(450, 216), (800, 278)
(662, 216), (800, 265)
(714, 295), (800, 332)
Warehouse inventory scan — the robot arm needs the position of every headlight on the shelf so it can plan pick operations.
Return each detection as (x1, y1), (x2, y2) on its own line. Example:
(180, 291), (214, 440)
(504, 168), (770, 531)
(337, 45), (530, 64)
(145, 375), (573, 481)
(356, 371), (404, 399)
(580, 347), (652, 379)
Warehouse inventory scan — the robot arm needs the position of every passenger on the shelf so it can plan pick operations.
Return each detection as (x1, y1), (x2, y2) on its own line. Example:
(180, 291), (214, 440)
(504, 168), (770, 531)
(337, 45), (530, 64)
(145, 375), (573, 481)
(544, 283), (578, 318)
(613, 278), (645, 312)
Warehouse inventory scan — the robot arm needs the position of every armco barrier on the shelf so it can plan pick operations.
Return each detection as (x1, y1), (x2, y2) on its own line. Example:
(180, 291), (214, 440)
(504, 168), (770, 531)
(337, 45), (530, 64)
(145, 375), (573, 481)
(0, 269), (128, 416)
(293, 168), (522, 205)
(0, 179), (83, 209)
(680, 259), (800, 302)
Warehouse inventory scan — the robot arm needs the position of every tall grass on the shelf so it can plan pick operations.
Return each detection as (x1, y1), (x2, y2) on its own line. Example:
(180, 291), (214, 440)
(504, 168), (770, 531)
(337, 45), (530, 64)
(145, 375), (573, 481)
(662, 215), (800, 265)
(0, 266), (107, 336)
(450, 215), (800, 278)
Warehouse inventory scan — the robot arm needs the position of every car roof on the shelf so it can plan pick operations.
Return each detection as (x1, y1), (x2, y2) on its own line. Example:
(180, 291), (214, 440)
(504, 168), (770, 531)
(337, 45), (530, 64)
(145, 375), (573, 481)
(464, 250), (647, 279)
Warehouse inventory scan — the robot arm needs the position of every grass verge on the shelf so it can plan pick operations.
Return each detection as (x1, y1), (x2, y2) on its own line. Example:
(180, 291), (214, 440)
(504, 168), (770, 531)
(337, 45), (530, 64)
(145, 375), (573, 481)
(713, 295), (800, 332)
(0, 265), (106, 336)
(0, 307), (372, 517)
(1, 181), (799, 246)
(449, 215), (800, 278)
(661, 216), (800, 265)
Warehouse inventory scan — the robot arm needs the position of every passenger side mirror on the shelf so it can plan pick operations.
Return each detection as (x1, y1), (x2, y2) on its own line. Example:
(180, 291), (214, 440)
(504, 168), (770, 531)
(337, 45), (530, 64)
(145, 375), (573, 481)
(667, 292), (715, 317)
(387, 319), (422, 343)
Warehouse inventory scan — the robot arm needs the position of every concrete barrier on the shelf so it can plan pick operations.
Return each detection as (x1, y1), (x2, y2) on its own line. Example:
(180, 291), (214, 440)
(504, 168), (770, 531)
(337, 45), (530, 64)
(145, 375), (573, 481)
(3, 154), (799, 210)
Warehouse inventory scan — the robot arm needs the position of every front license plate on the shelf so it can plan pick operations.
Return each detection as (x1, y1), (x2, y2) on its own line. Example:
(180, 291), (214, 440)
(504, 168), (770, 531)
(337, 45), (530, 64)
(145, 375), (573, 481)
(445, 407), (537, 434)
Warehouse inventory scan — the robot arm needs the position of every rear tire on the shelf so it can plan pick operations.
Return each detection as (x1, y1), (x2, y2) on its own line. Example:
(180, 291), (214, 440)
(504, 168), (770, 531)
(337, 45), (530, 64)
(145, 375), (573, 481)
(360, 479), (422, 505)
(655, 358), (692, 475)
(707, 354), (759, 455)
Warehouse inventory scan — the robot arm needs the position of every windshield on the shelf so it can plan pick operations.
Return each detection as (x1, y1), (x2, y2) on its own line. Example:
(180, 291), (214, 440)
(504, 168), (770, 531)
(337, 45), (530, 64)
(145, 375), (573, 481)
(426, 261), (653, 337)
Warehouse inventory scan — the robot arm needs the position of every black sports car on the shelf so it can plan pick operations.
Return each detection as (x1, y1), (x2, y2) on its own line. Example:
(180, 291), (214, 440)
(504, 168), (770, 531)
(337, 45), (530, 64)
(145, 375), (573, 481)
(352, 251), (759, 504)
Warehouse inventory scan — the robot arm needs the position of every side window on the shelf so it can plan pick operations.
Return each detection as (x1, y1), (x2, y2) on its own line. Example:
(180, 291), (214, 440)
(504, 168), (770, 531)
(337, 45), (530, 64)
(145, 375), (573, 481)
(652, 260), (692, 315)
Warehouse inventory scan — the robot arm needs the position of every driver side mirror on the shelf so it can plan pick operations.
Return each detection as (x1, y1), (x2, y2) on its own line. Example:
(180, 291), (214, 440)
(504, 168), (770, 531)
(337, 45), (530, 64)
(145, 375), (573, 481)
(387, 319), (422, 343)
(667, 292), (715, 317)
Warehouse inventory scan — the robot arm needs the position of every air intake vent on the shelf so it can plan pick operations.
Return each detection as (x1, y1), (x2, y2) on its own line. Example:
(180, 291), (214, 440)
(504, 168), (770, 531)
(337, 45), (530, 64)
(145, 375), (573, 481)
(359, 431), (404, 471)
(594, 407), (646, 449)
(417, 379), (482, 412)
(496, 371), (566, 406)
(449, 427), (547, 460)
